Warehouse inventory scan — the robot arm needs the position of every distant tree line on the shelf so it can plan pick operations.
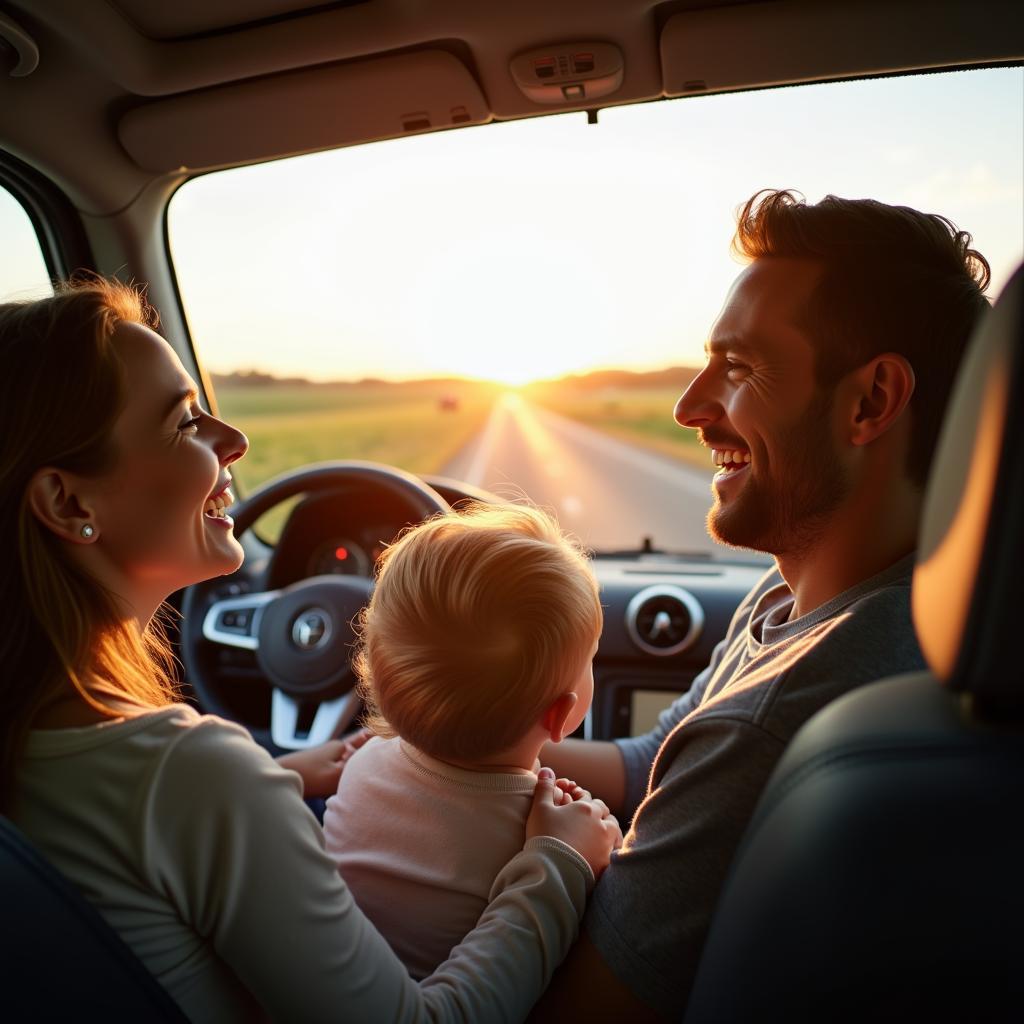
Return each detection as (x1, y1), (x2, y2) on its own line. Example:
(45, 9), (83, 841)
(211, 370), (309, 387)
(212, 366), (701, 391)
(526, 366), (701, 393)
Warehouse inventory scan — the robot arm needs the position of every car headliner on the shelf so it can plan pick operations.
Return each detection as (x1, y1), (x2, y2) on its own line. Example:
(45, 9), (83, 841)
(2, 0), (1021, 213)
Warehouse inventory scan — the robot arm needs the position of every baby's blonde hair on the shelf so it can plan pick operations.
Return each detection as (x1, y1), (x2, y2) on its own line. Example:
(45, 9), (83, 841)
(355, 503), (602, 763)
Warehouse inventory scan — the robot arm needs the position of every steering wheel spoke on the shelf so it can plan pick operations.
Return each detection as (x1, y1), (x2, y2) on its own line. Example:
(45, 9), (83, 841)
(201, 590), (280, 651)
(271, 688), (358, 750)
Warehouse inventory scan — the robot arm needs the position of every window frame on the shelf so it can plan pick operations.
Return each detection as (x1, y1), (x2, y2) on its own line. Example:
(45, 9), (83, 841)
(0, 149), (94, 283)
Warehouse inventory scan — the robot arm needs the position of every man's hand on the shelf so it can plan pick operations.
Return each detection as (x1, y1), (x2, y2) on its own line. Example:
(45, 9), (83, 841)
(527, 767), (623, 879)
(276, 728), (373, 798)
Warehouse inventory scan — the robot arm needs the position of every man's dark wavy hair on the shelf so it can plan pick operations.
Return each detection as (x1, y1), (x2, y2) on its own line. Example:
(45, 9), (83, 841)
(733, 189), (991, 487)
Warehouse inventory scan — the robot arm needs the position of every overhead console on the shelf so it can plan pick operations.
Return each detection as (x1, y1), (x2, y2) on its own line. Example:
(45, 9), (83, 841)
(508, 43), (625, 105)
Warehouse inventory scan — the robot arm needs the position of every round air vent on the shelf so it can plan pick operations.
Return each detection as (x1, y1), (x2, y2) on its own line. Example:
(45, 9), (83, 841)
(625, 585), (704, 657)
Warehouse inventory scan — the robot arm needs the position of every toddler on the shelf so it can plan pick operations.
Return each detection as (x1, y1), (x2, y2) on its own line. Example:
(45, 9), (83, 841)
(323, 502), (606, 978)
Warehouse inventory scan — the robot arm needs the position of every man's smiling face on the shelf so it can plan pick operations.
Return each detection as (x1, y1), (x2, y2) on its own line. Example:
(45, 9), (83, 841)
(674, 258), (850, 556)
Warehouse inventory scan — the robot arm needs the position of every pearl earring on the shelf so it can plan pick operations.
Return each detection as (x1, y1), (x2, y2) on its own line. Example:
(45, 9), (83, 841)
(81, 524), (95, 539)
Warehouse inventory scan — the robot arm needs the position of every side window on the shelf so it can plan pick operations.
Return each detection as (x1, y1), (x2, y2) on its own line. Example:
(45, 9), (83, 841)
(0, 183), (53, 301)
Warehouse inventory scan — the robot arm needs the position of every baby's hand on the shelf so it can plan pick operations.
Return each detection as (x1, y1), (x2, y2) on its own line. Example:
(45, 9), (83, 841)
(526, 768), (622, 879)
(551, 776), (590, 806)
(276, 728), (373, 798)
(337, 726), (373, 766)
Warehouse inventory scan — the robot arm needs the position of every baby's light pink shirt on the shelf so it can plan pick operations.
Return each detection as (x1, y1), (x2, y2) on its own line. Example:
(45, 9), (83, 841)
(323, 736), (590, 979)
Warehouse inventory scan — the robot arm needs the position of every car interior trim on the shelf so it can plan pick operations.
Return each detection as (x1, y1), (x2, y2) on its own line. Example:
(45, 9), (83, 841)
(660, 0), (1023, 96)
(201, 589), (280, 651)
(625, 584), (705, 658)
(118, 49), (491, 173)
(270, 687), (358, 750)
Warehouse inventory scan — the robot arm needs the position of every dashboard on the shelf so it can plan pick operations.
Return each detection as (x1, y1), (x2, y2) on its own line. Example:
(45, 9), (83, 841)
(265, 490), (411, 590)
(229, 477), (768, 744)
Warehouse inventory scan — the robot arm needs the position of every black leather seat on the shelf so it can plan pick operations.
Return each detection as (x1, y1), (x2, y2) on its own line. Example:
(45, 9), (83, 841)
(0, 814), (188, 1021)
(684, 265), (1024, 1023)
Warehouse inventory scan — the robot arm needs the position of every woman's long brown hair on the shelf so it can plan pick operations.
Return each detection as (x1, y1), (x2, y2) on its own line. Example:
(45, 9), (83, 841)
(0, 278), (178, 812)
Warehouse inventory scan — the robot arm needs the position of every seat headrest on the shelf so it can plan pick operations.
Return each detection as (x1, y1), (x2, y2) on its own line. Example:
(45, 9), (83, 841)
(913, 264), (1023, 697)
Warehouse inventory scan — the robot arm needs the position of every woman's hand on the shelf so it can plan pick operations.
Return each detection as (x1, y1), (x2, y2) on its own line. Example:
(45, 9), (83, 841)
(526, 767), (622, 879)
(275, 728), (373, 798)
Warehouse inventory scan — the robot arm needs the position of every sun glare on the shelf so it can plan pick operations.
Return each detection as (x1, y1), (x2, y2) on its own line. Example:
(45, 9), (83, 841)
(440, 343), (608, 387)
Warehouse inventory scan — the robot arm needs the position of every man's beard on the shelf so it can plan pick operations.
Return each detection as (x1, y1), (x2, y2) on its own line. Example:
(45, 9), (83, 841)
(707, 393), (849, 557)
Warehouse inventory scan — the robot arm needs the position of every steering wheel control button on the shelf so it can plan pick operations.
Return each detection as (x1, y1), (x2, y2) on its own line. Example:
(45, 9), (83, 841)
(219, 608), (253, 630)
(256, 576), (373, 698)
(625, 585), (704, 657)
(202, 591), (279, 651)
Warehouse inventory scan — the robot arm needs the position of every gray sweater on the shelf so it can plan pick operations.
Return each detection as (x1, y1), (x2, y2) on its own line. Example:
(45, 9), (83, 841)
(15, 706), (589, 1023)
(589, 554), (924, 1017)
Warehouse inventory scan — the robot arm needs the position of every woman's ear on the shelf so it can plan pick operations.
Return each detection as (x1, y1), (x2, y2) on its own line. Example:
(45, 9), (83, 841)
(26, 468), (98, 543)
(847, 353), (916, 447)
(540, 692), (579, 744)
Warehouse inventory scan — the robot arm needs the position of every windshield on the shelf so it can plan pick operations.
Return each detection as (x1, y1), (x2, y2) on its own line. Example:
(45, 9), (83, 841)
(168, 66), (1023, 556)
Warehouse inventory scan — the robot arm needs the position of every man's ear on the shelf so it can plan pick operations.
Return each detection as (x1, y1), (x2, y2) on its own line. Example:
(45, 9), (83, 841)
(26, 468), (98, 543)
(847, 353), (915, 447)
(541, 692), (578, 744)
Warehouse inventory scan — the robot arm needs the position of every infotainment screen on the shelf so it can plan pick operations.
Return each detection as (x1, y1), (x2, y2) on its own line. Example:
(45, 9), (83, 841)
(629, 690), (684, 737)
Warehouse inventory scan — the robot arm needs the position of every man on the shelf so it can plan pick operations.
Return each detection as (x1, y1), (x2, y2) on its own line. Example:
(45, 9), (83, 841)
(532, 189), (992, 1020)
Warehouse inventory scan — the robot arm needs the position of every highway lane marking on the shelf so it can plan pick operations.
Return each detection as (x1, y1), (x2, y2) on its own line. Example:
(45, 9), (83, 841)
(461, 394), (712, 507)
(527, 402), (712, 501)
(462, 398), (510, 487)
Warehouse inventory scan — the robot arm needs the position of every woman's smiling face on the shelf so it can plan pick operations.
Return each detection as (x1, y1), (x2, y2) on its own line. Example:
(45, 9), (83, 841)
(86, 321), (248, 612)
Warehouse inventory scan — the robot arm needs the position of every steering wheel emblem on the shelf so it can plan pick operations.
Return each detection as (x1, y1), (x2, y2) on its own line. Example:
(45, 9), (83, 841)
(291, 608), (331, 651)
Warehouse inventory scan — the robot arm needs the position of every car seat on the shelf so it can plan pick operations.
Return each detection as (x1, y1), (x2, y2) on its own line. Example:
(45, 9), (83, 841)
(0, 814), (188, 1020)
(683, 264), (1024, 1023)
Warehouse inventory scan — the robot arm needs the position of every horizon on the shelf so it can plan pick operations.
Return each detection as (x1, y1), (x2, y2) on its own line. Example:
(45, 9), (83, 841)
(210, 362), (701, 389)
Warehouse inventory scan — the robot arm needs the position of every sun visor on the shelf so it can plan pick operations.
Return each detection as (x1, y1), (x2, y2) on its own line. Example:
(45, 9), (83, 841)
(660, 0), (1023, 96)
(118, 49), (490, 172)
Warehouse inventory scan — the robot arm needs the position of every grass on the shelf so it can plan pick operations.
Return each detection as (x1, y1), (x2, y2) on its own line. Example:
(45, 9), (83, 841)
(217, 383), (498, 483)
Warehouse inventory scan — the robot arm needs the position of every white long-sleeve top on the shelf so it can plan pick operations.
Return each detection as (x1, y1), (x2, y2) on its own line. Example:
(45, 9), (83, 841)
(12, 705), (590, 1023)
(323, 737), (594, 980)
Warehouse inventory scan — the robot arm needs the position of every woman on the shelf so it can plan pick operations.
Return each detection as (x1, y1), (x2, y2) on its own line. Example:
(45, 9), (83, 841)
(0, 278), (620, 1022)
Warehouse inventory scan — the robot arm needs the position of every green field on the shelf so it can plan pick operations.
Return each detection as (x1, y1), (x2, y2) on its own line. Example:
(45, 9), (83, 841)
(215, 382), (499, 485)
(214, 381), (499, 538)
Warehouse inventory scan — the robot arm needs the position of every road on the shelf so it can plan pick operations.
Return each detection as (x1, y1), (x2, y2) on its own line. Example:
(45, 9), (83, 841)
(441, 394), (746, 560)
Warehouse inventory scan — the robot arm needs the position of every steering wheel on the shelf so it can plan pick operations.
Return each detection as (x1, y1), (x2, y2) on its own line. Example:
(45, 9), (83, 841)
(180, 461), (451, 751)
